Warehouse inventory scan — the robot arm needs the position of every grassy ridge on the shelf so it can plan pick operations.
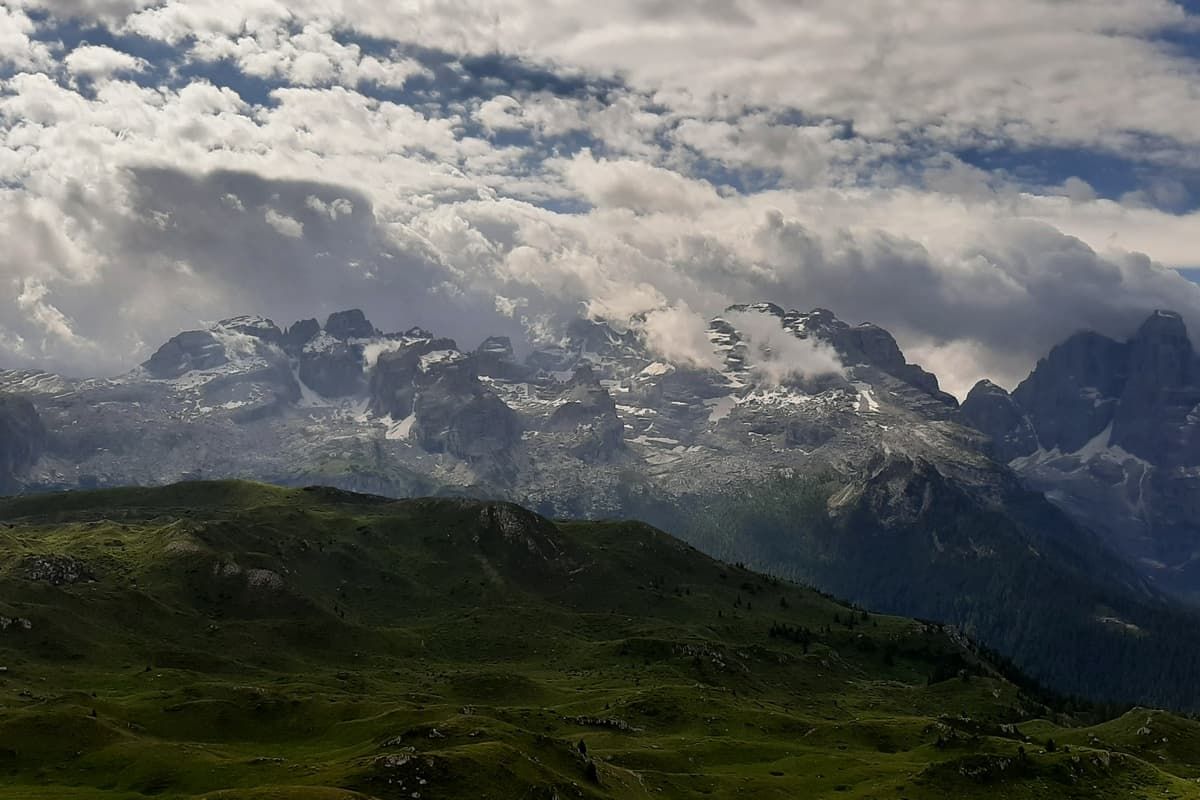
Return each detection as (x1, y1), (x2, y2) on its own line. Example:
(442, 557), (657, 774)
(0, 481), (1196, 798)
(619, 470), (1200, 711)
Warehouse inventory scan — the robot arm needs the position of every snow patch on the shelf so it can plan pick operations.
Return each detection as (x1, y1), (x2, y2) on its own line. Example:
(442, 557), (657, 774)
(302, 331), (343, 355)
(419, 349), (467, 373)
(855, 384), (880, 413)
(704, 395), (736, 422)
(385, 414), (416, 441)
(630, 435), (680, 446)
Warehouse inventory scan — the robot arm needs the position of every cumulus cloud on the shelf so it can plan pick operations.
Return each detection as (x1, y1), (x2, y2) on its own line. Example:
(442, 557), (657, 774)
(63, 44), (147, 79)
(263, 208), (304, 238)
(187, 23), (430, 89)
(561, 150), (722, 215)
(638, 303), (723, 371)
(0, 6), (53, 70)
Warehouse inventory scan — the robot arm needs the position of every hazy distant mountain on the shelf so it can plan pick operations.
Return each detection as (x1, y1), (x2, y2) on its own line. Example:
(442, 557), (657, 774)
(962, 310), (1200, 601)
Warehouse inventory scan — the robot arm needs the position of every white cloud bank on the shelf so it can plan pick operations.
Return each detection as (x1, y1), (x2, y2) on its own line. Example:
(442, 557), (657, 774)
(0, 0), (1198, 398)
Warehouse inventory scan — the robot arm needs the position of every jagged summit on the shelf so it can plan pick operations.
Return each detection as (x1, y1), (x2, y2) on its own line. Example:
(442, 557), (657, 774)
(957, 309), (1200, 598)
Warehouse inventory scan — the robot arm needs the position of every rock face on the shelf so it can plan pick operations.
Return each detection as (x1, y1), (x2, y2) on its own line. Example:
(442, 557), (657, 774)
(367, 337), (522, 463)
(144, 330), (229, 378)
(727, 303), (958, 406)
(544, 367), (625, 463)
(960, 380), (1039, 462)
(293, 310), (390, 397)
(298, 333), (365, 397)
(324, 309), (377, 340)
(1009, 331), (1128, 453)
(1111, 311), (1200, 466)
(409, 351), (521, 463)
(837, 322), (949, 401)
(367, 337), (459, 418)
(0, 396), (45, 493)
(283, 318), (320, 354)
(475, 336), (527, 381)
(217, 316), (284, 346)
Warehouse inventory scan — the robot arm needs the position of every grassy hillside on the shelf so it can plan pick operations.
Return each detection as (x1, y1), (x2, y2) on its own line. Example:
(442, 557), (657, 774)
(619, 467), (1200, 711)
(0, 481), (1196, 799)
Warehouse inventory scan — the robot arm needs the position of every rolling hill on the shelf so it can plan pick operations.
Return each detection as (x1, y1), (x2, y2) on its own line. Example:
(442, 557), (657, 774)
(0, 481), (1197, 799)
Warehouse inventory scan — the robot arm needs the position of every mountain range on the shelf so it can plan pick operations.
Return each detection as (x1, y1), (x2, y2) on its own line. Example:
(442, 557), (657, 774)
(3, 303), (1200, 710)
(963, 310), (1200, 601)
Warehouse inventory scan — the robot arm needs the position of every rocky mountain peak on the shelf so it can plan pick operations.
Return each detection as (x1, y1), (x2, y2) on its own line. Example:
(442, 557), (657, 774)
(728, 301), (787, 319)
(214, 315), (283, 344)
(954, 309), (1200, 596)
(966, 309), (1200, 461)
(324, 309), (377, 340)
(960, 379), (1038, 462)
(1112, 310), (1200, 464)
(143, 330), (230, 379)
(1008, 330), (1127, 453)
(1133, 309), (1188, 343)
(1124, 309), (1194, 388)
(283, 318), (320, 353)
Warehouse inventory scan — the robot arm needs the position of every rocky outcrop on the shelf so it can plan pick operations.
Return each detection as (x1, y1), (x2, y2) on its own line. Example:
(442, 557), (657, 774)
(325, 309), (377, 340)
(291, 311), (384, 396)
(283, 318), (320, 354)
(368, 339), (521, 462)
(143, 330), (229, 378)
(544, 367), (625, 463)
(1010, 330), (1128, 453)
(367, 337), (458, 419)
(478, 336), (514, 362)
(476, 502), (565, 561)
(202, 362), (301, 423)
(960, 380), (1038, 462)
(21, 554), (94, 585)
(842, 324), (952, 402)
(298, 333), (366, 397)
(475, 336), (528, 381)
(411, 354), (521, 463)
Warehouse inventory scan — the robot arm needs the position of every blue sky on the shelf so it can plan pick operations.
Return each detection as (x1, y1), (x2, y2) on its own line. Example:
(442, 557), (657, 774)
(2, 0), (1200, 394)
